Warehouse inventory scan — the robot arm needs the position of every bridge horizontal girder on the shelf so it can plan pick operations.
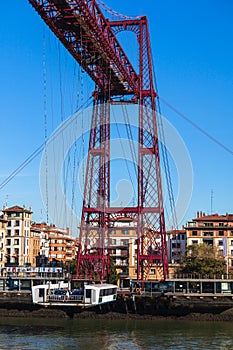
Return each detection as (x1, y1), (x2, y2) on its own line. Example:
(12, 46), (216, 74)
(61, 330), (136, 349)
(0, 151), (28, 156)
(29, 0), (139, 96)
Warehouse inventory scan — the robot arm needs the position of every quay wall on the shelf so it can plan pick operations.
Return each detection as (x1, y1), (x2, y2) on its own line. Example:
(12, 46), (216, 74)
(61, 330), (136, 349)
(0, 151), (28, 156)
(1, 291), (233, 321)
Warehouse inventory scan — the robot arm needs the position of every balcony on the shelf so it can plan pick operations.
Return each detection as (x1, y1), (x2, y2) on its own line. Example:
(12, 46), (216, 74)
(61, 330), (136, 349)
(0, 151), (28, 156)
(186, 222), (197, 228)
(115, 261), (128, 267)
(110, 251), (129, 258)
(203, 232), (214, 237)
(110, 242), (129, 248)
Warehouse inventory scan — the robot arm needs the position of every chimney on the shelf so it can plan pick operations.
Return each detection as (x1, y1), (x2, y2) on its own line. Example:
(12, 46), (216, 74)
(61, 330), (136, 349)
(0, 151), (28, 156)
(197, 211), (199, 218)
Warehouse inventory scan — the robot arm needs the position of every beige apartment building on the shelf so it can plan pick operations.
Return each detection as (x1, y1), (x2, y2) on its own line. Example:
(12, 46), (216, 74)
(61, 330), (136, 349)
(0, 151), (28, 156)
(185, 212), (233, 272)
(30, 223), (50, 264)
(48, 225), (79, 263)
(81, 217), (168, 281)
(31, 222), (79, 264)
(109, 217), (137, 278)
(1, 204), (78, 268)
(2, 205), (39, 266)
(0, 214), (7, 268)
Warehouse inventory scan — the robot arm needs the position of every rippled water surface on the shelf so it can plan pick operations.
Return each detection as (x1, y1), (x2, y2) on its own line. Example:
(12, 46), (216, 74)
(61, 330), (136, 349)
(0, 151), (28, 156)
(0, 317), (233, 349)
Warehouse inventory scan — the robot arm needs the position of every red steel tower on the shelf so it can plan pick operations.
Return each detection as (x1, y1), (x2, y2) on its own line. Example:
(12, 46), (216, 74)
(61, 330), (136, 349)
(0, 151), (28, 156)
(29, 0), (168, 281)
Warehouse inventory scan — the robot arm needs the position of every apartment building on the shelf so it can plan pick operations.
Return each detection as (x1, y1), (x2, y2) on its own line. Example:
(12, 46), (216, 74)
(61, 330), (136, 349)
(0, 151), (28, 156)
(109, 217), (137, 278)
(0, 214), (7, 268)
(30, 222), (50, 266)
(3, 205), (38, 266)
(48, 225), (78, 263)
(31, 223), (79, 264)
(167, 228), (186, 264)
(81, 216), (168, 281)
(185, 212), (233, 271)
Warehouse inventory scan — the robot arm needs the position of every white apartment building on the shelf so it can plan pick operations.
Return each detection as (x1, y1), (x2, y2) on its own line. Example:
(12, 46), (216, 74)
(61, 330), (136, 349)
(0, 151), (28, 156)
(167, 229), (186, 264)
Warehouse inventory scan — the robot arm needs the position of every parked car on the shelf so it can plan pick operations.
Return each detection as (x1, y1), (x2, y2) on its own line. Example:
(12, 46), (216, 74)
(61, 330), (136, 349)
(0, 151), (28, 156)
(69, 289), (84, 301)
(53, 289), (67, 299)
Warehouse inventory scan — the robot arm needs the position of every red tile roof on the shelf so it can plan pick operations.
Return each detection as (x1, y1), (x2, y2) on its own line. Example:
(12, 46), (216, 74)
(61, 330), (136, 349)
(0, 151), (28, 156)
(3, 205), (32, 213)
(194, 213), (233, 221)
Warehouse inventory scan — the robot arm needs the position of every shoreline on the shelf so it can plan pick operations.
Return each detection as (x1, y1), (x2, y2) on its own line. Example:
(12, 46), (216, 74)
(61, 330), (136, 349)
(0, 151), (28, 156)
(1, 292), (233, 322)
(0, 303), (233, 322)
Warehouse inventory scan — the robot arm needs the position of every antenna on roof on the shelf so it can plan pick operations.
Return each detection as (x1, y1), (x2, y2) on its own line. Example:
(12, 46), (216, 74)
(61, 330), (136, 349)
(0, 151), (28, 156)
(5, 195), (8, 207)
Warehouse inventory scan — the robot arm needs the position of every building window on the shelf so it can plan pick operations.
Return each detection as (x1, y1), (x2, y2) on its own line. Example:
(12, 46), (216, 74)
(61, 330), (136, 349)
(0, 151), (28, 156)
(203, 239), (213, 246)
(192, 231), (197, 236)
(7, 239), (11, 246)
(231, 240), (233, 246)
(231, 250), (233, 256)
(122, 229), (128, 235)
(14, 239), (19, 245)
(192, 240), (198, 244)
(7, 221), (11, 227)
(219, 231), (224, 236)
(218, 240), (223, 246)
(204, 223), (213, 227)
(219, 223), (224, 227)
(7, 230), (11, 236)
(203, 232), (214, 237)
(172, 243), (181, 249)
(15, 230), (20, 236)
(121, 239), (129, 246)
(15, 220), (20, 227)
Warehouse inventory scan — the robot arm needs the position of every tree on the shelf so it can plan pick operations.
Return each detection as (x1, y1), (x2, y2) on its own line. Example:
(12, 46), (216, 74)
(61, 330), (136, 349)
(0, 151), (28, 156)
(178, 244), (226, 277)
(64, 259), (77, 276)
(108, 257), (118, 285)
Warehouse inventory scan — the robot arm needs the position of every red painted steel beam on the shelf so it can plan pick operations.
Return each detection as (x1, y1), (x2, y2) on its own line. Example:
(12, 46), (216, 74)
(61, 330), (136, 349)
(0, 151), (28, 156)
(29, 0), (169, 282)
(29, 0), (139, 96)
(82, 207), (161, 214)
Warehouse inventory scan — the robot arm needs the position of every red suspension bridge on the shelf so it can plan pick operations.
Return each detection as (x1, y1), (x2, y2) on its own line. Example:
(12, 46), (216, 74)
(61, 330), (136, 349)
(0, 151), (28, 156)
(29, 0), (169, 282)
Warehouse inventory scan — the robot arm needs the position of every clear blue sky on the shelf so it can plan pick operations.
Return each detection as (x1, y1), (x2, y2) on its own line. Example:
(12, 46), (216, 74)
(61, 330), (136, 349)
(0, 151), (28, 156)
(0, 0), (233, 232)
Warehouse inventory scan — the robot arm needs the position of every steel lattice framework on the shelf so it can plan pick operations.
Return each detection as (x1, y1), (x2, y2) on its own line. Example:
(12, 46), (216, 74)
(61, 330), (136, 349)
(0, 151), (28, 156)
(29, 0), (169, 281)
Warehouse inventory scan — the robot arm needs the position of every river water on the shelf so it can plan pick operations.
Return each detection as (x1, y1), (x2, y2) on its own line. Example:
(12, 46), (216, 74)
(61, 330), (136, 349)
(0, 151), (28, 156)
(0, 317), (233, 349)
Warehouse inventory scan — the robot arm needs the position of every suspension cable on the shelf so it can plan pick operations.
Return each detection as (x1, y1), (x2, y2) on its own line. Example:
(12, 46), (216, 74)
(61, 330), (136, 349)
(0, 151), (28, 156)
(43, 26), (49, 224)
(0, 145), (44, 191)
(156, 96), (178, 230)
(96, 0), (142, 20)
(159, 96), (233, 157)
(112, 110), (135, 201)
(0, 96), (93, 191)
(151, 48), (178, 230)
(122, 105), (138, 177)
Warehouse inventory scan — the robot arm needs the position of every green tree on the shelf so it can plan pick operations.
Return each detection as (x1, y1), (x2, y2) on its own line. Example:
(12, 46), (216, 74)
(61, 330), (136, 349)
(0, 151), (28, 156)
(108, 257), (119, 285)
(178, 244), (226, 277)
(64, 259), (77, 276)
